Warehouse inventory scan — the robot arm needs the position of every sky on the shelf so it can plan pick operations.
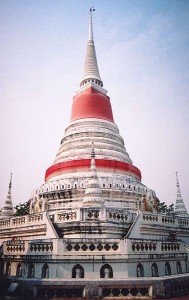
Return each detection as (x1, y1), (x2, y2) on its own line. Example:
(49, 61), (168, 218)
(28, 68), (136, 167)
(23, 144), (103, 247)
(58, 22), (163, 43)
(0, 0), (189, 211)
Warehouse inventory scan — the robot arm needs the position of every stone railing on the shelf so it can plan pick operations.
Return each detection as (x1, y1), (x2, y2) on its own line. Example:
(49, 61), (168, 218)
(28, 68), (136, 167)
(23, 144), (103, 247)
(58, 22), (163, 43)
(161, 216), (176, 224)
(0, 219), (10, 227)
(131, 241), (157, 252)
(0, 213), (44, 229)
(4, 240), (28, 255)
(28, 214), (43, 223)
(29, 241), (53, 253)
(130, 239), (184, 255)
(178, 217), (189, 227)
(142, 213), (179, 227)
(161, 242), (181, 252)
(4, 239), (54, 255)
(12, 216), (26, 225)
(57, 211), (77, 222)
(142, 214), (159, 222)
(66, 242), (119, 252)
(108, 212), (129, 223)
(53, 210), (78, 223)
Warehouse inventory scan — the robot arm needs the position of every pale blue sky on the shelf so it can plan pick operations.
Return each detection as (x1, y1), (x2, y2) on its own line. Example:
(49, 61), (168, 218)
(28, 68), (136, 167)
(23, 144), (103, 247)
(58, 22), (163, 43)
(0, 0), (189, 210)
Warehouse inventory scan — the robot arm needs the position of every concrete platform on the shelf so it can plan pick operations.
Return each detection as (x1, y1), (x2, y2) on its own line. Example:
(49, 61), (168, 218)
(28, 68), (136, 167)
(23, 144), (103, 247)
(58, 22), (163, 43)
(1, 274), (189, 299)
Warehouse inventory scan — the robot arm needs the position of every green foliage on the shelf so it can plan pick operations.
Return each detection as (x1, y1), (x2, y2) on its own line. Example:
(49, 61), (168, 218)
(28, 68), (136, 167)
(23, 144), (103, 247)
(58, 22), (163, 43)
(157, 202), (174, 215)
(14, 201), (30, 216)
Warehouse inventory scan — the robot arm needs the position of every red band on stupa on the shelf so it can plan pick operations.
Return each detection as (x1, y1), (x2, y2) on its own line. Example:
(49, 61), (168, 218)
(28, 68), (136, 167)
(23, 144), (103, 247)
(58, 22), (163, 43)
(71, 87), (114, 122)
(45, 159), (141, 181)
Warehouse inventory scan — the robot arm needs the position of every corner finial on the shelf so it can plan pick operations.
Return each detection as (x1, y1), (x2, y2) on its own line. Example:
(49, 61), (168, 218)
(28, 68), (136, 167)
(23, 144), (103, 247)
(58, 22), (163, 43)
(174, 171), (188, 215)
(83, 141), (104, 207)
(0, 173), (14, 218)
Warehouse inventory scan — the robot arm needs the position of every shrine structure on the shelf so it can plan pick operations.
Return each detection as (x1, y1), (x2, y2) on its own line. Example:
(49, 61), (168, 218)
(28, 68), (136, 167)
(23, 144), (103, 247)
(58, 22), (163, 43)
(0, 9), (189, 300)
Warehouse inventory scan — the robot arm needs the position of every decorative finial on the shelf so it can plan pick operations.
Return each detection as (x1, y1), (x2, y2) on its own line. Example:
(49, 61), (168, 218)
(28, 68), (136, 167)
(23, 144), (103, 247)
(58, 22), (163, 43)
(83, 142), (104, 207)
(78, 6), (106, 93)
(90, 142), (96, 172)
(89, 6), (95, 13)
(88, 7), (95, 42)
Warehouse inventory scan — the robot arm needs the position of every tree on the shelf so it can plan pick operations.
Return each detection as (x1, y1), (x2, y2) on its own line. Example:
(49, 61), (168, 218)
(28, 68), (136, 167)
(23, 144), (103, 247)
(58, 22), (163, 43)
(14, 202), (30, 216)
(157, 201), (174, 215)
(166, 203), (174, 215)
(158, 202), (167, 214)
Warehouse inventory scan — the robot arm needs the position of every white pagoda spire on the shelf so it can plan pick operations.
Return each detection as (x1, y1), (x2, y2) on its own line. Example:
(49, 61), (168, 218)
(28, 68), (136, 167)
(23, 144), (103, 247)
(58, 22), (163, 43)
(80, 7), (103, 89)
(174, 172), (188, 216)
(0, 173), (14, 219)
(83, 143), (104, 206)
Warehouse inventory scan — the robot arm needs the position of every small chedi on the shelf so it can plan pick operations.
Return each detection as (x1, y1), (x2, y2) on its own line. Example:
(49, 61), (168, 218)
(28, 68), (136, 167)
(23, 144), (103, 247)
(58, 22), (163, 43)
(0, 9), (189, 300)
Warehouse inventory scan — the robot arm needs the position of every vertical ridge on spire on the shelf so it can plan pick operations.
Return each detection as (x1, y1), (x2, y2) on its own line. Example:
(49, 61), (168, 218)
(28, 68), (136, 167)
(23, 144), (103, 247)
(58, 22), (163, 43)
(174, 172), (188, 216)
(0, 173), (14, 219)
(80, 7), (103, 89)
